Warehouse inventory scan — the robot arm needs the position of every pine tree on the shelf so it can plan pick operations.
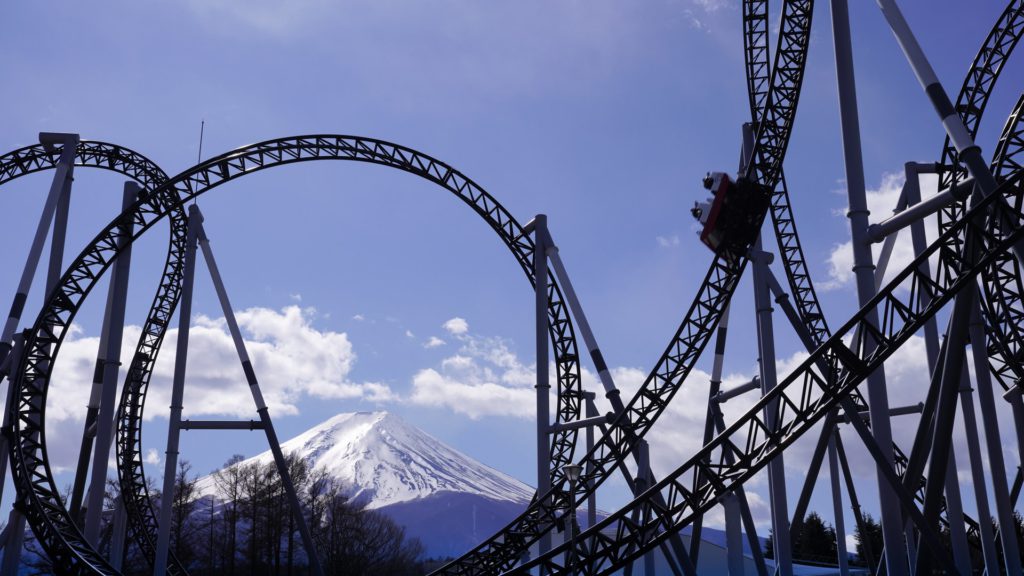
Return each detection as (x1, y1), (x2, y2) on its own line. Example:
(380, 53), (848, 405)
(764, 512), (840, 565)
(171, 460), (200, 567)
(792, 512), (838, 563)
(854, 513), (883, 567)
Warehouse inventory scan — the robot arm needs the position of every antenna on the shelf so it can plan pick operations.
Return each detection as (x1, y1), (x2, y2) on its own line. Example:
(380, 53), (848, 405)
(197, 120), (205, 165)
(194, 120), (205, 206)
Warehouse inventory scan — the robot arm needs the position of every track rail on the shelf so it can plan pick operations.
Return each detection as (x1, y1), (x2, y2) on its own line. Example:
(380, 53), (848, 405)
(10, 135), (584, 574)
(981, 93), (1024, 392)
(929, 1), (1024, 403)
(937, 1), (1024, 240)
(0, 140), (166, 191)
(516, 168), (1024, 576)
(435, 2), (813, 574)
(743, 0), (831, 349)
(742, 0), (1012, 547)
(0, 139), (191, 574)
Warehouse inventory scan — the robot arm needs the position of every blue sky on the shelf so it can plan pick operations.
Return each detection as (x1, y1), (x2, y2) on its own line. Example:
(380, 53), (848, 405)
(2, 0), (1022, 549)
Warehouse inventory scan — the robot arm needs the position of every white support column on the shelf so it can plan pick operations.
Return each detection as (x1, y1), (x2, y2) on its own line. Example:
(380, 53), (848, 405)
(109, 496), (128, 570)
(193, 208), (324, 576)
(152, 205), (201, 576)
(83, 181), (139, 544)
(0, 134), (77, 576)
(829, 2), (908, 572)
(0, 134), (78, 357)
(533, 215), (552, 569)
(827, 431), (849, 576)
(751, 241), (792, 576)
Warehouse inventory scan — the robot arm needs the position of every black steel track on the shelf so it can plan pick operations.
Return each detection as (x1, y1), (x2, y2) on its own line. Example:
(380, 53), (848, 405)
(933, 2), (1024, 399)
(0, 139), (191, 574)
(7, 135), (584, 574)
(981, 93), (1024, 392)
(938, 0), (1024, 240)
(13, 2), (1017, 573)
(515, 168), (1024, 575)
(0, 141), (166, 193)
(109, 134), (585, 574)
(742, 0), (1008, 548)
(744, 0), (831, 350)
(435, 2), (813, 574)
(513, 1), (1024, 572)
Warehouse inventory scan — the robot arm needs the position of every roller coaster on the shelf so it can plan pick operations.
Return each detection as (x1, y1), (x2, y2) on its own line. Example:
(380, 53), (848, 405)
(1, 0), (1024, 574)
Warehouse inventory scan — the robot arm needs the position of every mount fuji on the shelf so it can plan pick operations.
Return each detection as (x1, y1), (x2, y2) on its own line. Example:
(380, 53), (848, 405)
(197, 411), (533, 558)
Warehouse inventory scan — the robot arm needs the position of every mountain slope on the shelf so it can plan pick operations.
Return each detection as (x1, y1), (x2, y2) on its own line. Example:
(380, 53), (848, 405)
(197, 410), (531, 508)
(195, 411), (532, 558)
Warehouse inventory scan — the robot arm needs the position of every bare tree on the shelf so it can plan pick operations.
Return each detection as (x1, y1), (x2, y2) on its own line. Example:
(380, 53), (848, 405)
(171, 460), (200, 567)
(311, 477), (424, 575)
(213, 454), (247, 574)
(149, 453), (426, 575)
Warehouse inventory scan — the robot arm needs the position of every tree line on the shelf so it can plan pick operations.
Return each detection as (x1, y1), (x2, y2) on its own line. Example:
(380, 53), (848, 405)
(765, 509), (1024, 573)
(25, 454), (427, 575)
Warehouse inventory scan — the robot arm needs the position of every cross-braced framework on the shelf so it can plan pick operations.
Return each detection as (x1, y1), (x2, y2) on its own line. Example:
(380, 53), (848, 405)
(2, 135), (589, 575)
(1, 1), (1024, 575)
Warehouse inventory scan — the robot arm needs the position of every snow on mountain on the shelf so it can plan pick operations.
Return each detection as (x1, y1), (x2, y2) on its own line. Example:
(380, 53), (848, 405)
(197, 411), (533, 510)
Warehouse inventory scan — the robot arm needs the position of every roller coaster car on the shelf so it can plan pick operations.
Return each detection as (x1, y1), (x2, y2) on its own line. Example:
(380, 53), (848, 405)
(691, 172), (771, 254)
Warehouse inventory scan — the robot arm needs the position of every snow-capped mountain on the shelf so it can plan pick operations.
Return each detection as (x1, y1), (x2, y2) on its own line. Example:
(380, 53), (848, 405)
(199, 411), (532, 509)
(196, 411), (533, 557)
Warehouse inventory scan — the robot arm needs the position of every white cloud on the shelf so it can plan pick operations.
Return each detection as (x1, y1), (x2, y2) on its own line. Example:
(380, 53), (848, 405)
(185, 0), (333, 37)
(45, 305), (393, 471)
(408, 332), (534, 419)
(401, 313), (1024, 530)
(405, 330), (415, 338)
(423, 336), (446, 349)
(692, 0), (729, 13)
(402, 327), (784, 528)
(657, 234), (681, 248)
(442, 317), (469, 336)
(823, 171), (940, 290)
(145, 449), (161, 466)
(683, 11), (707, 31)
(352, 314), (365, 322)
(410, 369), (535, 420)
(289, 293), (302, 302)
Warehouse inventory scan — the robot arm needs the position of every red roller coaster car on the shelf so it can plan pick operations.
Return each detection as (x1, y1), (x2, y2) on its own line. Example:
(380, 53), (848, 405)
(691, 172), (770, 254)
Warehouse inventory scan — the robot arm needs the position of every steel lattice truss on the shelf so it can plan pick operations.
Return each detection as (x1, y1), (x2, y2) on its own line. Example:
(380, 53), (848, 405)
(938, 1), (1024, 238)
(743, 0), (993, 547)
(0, 140), (186, 573)
(112, 183), (190, 574)
(435, 2), (814, 574)
(0, 141), (166, 191)
(1, 1), (1024, 575)
(6, 135), (589, 575)
(0, 140), (194, 576)
(982, 94), (1024, 391)
(744, 0), (831, 365)
(518, 172), (1024, 574)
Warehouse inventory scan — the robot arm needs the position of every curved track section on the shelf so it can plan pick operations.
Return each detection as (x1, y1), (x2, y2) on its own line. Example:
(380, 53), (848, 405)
(929, 1), (1024, 397)
(744, 0), (831, 349)
(517, 169), (1024, 575)
(981, 93), (1024, 391)
(517, 2), (1024, 571)
(0, 140), (166, 191)
(747, 0), (1021, 544)
(111, 202), (190, 570)
(113, 234), (188, 574)
(436, 2), (813, 574)
(0, 140), (193, 574)
(8, 135), (583, 574)
(937, 1), (1024, 240)
(111, 137), (585, 575)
